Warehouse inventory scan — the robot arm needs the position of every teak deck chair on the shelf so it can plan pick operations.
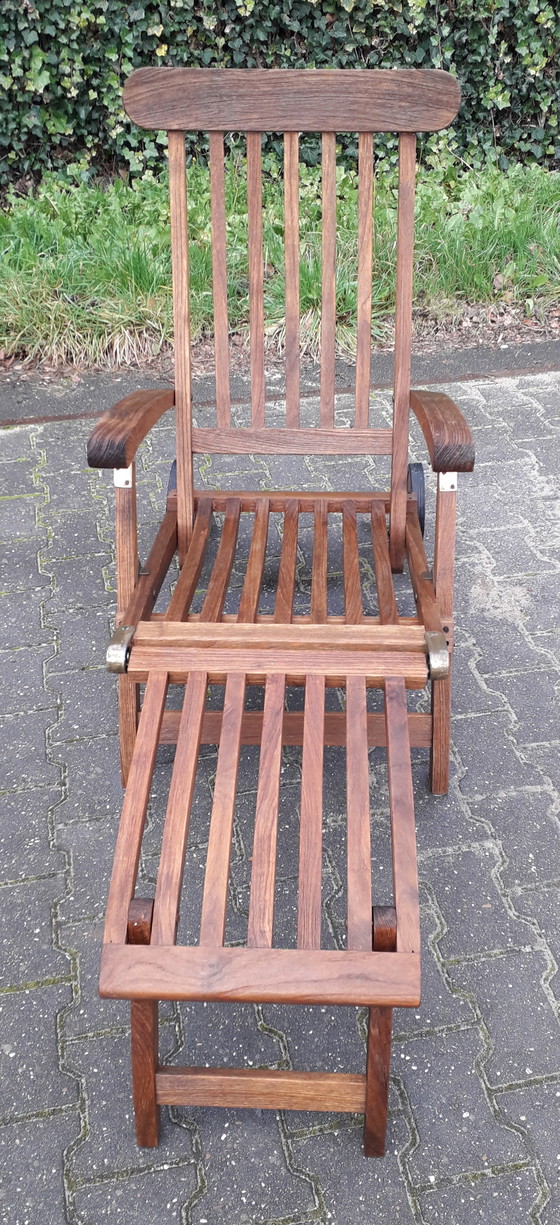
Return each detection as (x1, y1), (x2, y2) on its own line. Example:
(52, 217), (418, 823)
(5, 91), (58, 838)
(88, 68), (475, 1156)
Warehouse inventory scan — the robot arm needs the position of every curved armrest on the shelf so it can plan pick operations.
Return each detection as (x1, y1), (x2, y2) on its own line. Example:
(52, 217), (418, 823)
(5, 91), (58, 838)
(410, 389), (474, 472)
(87, 389), (175, 469)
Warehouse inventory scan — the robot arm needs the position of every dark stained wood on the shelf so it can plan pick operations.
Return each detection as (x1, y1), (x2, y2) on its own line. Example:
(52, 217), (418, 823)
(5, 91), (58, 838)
(156, 1066), (366, 1112)
(168, 129), (194, 558)
(87, 389), (174, 469)
(274, 498), (299, 623)
(128, 646), (428, 689)
(122, 503), (178, 627)
(127, 898), (154, 945)
(209, 131), (231, 427)
(128, 898), (159, 1146)
(247, 131), (265, 428)
(284, 131), (300, 427)
(370, 502), (399, 625)
(390, 132), (416, 571)
(342, 501), (364, 623)
(103, 671), (169, 945)
(311, 498), (328, 624)
(355, 132), (374, 428)
(410, 389), (475, 472)
(100, 944), (421, 1007)
(151, 671), (208, 946)
(384, 677), (420, 954)
(115, 465), (139, 783)
(247, 673), (286, 947)
(237, 499), (270, 622)
(363, 902), (397, 1155)
(430, 474), (457, 794)
(320, 133), (336, 428)
(134, 620), (427, 653)
(124, 68), (461, 133)
(199, 673), (246, 946)
(297, 675), (325, 950)
(431, 673), (452, 796)
(346, 675), (372, 951)
(191, 426), (393, 455)
(160, 708), (433, 750)
(405, 508), (443, 634)
(166, 497), (213, 621)
(199, 497), (241, 620)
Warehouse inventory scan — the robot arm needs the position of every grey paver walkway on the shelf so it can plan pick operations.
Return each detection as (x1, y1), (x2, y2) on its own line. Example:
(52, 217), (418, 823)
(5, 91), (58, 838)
(0, 370), (559, 1224)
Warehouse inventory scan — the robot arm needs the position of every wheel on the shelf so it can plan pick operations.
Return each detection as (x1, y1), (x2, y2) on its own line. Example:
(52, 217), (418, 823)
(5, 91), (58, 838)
(407, 462), (425, 536)
(167, 458), (177, 498)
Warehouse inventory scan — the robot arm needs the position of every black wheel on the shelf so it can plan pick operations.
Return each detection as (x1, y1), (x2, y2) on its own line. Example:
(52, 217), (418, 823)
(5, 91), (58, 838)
(407, 462), (425, 536)
(167, 458), (177, 499)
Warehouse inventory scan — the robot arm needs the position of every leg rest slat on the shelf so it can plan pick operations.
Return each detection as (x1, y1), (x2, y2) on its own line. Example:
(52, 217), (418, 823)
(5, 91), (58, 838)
(156, 1067), (366, 1112)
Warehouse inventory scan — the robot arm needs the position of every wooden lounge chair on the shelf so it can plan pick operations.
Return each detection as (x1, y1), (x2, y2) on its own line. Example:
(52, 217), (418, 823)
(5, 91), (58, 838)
(88, 68), (474, 1156)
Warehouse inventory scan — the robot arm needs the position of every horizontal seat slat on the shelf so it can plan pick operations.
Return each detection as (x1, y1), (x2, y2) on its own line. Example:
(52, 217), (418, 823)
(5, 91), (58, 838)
(127, 647), (428, 687)
(132, 621), (427, 652)
(100, 945), (421, 1007)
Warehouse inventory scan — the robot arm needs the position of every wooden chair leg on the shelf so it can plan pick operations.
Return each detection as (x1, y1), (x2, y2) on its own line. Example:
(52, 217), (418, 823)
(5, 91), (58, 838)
(128, 900), (160, 1146)
(118, 675), (139, 786)
(364, 905), (396, 1156)
(430, 669), (452, 795)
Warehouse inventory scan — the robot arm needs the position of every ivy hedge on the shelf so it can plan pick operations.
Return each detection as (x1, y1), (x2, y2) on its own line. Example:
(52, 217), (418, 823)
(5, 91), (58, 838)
(1, 0), (559, 187)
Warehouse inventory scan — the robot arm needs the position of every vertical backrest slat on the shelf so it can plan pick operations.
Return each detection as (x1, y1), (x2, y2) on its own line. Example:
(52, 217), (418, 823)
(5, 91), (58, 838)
(297, 674), (325, 950)
(247, 131), (265, 427)
(390, 132), (416, 569)
(320, 132), (336, 427)
(168, 130), (194, 560)
(209, 131), (231, 427)
(355, 132), (374, 428)
(284, 132), (300, 428)
(346, 675), (373, 951)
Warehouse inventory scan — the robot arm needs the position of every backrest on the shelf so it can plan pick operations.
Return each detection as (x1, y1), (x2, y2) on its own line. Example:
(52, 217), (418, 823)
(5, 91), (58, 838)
(124, 68), (461, 560)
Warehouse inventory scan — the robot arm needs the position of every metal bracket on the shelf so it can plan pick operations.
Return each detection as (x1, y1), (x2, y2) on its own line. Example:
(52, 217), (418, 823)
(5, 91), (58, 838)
(425, 630), (450, 680)
(438, 471), (457, 493)
(113, 465), (133, 489)
(106, 624), (136, 673)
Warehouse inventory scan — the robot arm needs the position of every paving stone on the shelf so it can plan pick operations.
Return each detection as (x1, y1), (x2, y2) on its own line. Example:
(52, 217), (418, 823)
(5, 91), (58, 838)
(513, 888), (560, 1003)
(0, 536), (51, 590)
(0, 496), (42, 539)
(1, 591), (51, 650)
(55, 816), (120, 922)
(453, 712), (542, 799)
(73, 1163), (200, 1225)
(0, 710), (59, 789)
(43, 554), (112, 612)
(0, 645), (57, 714)
(47, 667), (118, 742)
(0, 427), (36, 462)
(495, 1082), (560, 1225)
(0, 787), (63, 883)
(486, 670), (560, 745)
(44, 604), (111, 672)
(0, 983), (75, 1119)
(52, 734), (122, 821)
(401, 1028), (527, 1184)
(291, 1114), (414, 1222)
(449, 949), (560, 1086)
(0, 1113), (78, 1225)
(1, 875), (69, 986)
(426, 846), (534, 961)
(469, 790), (560, 890)
(419, 1166), (540, 1224)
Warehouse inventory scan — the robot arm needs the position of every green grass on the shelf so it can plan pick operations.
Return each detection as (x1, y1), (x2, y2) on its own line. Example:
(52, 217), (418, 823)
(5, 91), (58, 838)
(1, 157), (559, 367)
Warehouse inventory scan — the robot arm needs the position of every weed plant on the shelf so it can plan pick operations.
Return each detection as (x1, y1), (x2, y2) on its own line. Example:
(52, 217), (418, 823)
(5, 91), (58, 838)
(1, 155), (558, 367)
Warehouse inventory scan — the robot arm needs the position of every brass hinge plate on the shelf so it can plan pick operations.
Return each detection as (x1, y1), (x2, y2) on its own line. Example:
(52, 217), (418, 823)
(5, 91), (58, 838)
(425, 630), (450, 680)
(106, 624), (136, 673)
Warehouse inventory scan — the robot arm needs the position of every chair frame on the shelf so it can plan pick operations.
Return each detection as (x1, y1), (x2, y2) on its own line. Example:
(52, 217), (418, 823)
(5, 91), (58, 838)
(88, 67), (474, 1156)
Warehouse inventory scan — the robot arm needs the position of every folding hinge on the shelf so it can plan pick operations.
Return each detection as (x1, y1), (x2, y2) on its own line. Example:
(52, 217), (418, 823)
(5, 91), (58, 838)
(425, 630), (450, 680)
(106, 624), (136, 673)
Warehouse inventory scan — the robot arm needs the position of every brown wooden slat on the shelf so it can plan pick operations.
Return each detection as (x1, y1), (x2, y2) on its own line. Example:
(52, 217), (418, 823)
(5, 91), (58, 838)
(123, 503), (177, 627)
(237, 498), (270, 622)
(384, 677), (420, 953)
(320, 132), (336, 427)
(124, 68), (461, 134)
(128, 647), (428, 688)
(196, 489), (393, 512)
(168, 130), (193, 558)
(100, 944), (421, 1007)
(151, 671), (208, 946)
(199, 673), (246, 947)
(103, 671), (169, 945)
(247, 674), (286, 947)
(346, 675), (373, 951)
(355, 132), (374, 428)
(342, 500), (363, 623)
(166, 497), (213, 621)
(247, 131), (265, 427)
(209, 131), (231, 427)
(191, 427), (393, 455)
(200, 497), (241, 620)
(405, 508), (443, 633)
(297, 675), (325, 950)
(156, 1067), (366, 1111)
(284, 131), (300, 428)
(371, 502), (399, 624)
(160, 709), (433, 749)
(137, 621), (426, 652)
(389, 131), (416, 570)
(274, 498), (299, 622)
(311, 498), (328, 624)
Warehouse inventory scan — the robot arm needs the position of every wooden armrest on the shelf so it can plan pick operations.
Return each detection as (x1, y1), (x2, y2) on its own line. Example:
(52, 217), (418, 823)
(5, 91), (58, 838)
(410, 389), (474, 472)
(87, 389), (175, 469)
